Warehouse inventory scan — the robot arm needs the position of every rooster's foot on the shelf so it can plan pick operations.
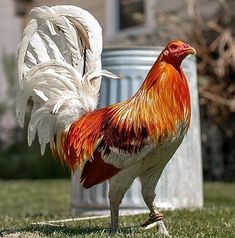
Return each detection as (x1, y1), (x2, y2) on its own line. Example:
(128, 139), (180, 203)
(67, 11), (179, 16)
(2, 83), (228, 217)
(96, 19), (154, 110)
(141, 211), (171, 237)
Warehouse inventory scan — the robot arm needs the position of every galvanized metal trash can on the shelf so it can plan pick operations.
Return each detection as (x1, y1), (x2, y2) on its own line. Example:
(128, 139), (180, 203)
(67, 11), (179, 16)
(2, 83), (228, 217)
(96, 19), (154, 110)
(71, 48), (203, 216)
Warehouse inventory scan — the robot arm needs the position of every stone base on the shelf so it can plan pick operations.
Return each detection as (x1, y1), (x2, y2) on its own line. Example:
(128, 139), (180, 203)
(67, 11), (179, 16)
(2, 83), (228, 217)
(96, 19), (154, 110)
(71, 203), (175, 217)
(71, 207), (147, 217)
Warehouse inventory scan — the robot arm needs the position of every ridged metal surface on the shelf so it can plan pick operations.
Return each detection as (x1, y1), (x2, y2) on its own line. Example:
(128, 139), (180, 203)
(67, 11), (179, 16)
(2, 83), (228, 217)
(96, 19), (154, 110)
(71, 48), (203, 216)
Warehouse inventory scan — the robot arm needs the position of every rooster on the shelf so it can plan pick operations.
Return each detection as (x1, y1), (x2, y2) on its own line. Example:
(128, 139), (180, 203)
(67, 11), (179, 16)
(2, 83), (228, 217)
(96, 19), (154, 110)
(16, 5), (196, 236)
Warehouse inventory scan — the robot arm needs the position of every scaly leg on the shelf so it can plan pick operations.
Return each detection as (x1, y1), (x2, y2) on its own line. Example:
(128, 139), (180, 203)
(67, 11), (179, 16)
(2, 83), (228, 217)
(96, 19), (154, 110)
(108, 166), (137, 233)
(139, 173), (171, 237)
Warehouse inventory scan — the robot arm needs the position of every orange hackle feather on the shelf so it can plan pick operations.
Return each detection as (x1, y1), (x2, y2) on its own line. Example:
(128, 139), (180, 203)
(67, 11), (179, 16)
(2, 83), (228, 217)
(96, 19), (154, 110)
(54, 40), (192, 187)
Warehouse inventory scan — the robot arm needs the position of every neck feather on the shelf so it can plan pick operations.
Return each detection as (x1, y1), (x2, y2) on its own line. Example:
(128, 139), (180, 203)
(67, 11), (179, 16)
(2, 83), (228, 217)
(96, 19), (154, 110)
(113, 61), (191, 142)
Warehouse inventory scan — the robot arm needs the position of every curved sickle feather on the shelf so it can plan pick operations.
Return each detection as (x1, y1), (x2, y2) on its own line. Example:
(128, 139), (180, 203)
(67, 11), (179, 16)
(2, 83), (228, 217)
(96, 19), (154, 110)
(16, 5), (118, 158)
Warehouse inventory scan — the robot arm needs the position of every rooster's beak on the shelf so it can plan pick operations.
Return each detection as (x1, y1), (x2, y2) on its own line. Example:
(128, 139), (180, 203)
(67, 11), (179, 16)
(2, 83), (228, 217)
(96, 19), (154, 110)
(180, 44), (197, 57)
(187, 46), (196, 55)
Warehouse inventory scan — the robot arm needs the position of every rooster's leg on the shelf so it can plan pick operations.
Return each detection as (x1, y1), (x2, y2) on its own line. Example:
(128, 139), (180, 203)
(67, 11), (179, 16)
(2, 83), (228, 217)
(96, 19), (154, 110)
(108, 168), (136, 233)
(139, 173), (171, 237)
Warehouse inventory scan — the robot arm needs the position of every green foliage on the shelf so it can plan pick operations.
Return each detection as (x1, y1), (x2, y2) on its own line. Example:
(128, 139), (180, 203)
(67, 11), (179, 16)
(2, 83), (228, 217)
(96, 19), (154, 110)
(0, 140), (70, 179)
(0, 181), (234, 238)
(0, 53), (70, 179)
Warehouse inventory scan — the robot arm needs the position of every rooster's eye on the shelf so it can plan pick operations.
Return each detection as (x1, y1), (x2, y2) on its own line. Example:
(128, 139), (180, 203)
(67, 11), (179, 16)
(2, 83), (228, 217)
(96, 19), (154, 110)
(170, 44), (178, 50)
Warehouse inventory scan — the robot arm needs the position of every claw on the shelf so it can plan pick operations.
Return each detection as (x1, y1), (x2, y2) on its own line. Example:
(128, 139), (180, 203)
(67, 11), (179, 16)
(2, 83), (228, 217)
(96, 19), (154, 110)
(156, 220), (171, 237)
(141, 211), (171, 237)
(144, 221), (159, 230)
(141, 211), (163, 227)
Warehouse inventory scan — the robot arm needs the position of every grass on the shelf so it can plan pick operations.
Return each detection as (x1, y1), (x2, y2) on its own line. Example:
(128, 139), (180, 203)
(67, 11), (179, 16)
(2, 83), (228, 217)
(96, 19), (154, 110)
(0, 180), (234, 238)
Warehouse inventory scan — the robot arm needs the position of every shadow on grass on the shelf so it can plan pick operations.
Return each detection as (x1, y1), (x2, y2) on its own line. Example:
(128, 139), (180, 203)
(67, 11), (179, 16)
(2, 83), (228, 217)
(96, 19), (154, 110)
(1, 225), (106, 237)
(0, 223), (140, 237)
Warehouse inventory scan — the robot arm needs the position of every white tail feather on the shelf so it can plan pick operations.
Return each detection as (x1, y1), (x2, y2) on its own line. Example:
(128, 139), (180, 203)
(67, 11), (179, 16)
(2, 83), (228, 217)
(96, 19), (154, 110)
(16, 5), (117, 155)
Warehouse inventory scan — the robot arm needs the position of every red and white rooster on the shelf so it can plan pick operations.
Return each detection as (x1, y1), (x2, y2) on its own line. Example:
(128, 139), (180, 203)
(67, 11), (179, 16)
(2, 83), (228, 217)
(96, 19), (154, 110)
(16, 5), (196, 236)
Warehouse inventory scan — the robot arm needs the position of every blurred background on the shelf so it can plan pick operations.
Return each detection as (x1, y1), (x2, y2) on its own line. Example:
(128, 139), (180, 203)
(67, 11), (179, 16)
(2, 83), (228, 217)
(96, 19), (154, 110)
(0, 0), (234, 182)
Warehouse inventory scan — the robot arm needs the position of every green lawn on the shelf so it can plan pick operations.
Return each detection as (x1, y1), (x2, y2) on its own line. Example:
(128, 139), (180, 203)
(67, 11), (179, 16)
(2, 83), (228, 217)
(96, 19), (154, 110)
(0, 180), (234, 238)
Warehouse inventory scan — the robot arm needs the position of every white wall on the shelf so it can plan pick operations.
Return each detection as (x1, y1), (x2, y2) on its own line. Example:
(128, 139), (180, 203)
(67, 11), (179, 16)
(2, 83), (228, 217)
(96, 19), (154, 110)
(0, 0), (21, 99)
(0, 0), (21, 144)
